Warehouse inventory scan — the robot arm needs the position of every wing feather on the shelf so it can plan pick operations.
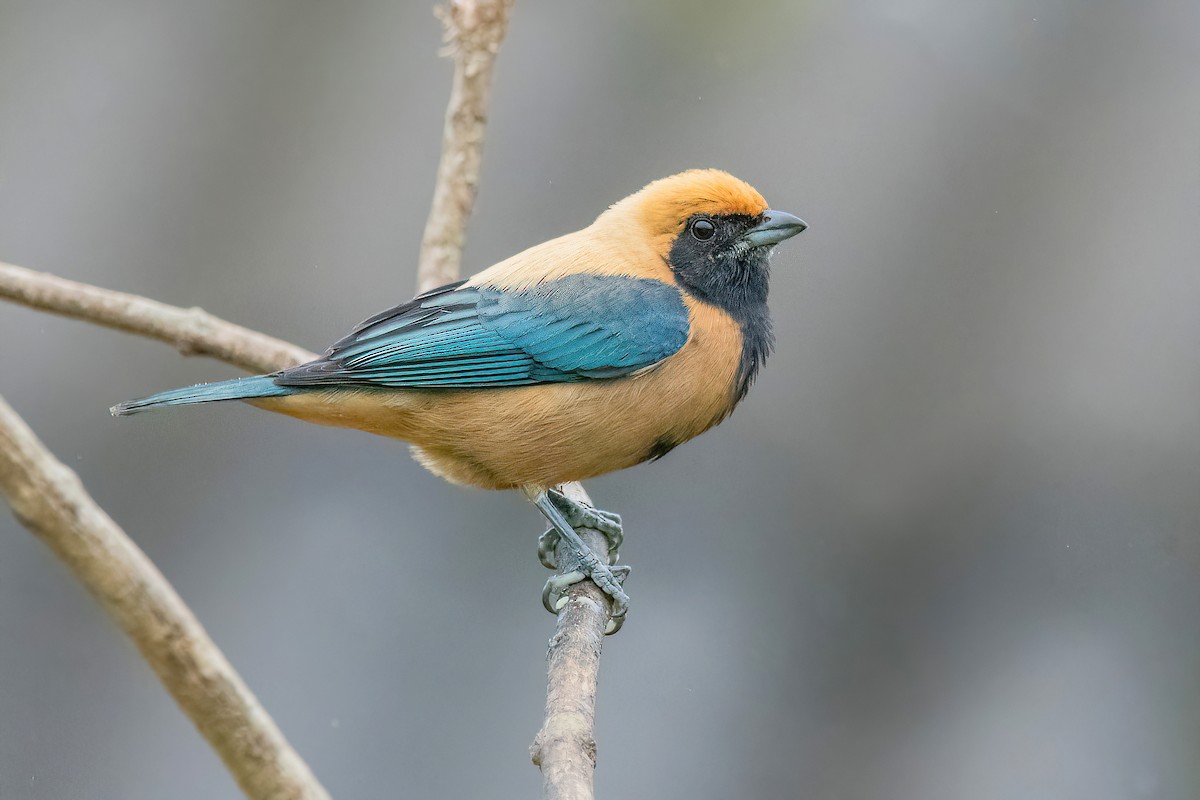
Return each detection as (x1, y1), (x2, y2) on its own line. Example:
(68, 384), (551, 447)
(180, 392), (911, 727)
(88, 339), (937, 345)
(275, 275), (689, 389)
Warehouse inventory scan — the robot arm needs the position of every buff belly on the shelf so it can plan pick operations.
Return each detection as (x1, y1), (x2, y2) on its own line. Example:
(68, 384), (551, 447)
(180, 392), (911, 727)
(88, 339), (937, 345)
(253, 296), (744, 490)
(255, 379), (711, 489)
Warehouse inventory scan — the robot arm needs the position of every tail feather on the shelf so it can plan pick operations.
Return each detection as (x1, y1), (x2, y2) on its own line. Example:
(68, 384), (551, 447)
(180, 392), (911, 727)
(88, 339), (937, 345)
(111, 375), (298, 416)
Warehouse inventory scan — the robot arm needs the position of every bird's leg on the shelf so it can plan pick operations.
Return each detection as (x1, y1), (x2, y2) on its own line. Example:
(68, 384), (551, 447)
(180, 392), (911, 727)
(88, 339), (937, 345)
(530, 489), (630, 634)
(536, 488), (623, 566)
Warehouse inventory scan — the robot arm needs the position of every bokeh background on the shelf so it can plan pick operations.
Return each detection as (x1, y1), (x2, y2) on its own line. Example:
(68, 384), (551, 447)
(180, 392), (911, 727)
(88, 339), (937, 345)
(2, 1), (1199, 797)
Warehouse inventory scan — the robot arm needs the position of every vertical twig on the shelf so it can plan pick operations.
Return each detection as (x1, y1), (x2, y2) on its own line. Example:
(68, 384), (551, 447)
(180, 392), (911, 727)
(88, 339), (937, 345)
(415, 5), (613, 797)
(0, 394), (329, 800)
(530, 484), (612, 800)
(418, 0), (516, 294)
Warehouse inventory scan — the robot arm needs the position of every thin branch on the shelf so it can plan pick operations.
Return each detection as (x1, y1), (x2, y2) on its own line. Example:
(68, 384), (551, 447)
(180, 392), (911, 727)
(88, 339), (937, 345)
(414, 4), (614, 796)
(0, 261), (315, 373)
(530, 483), (612, 800)
(0, 392), (329, 800)
(417, 0), (515, 294)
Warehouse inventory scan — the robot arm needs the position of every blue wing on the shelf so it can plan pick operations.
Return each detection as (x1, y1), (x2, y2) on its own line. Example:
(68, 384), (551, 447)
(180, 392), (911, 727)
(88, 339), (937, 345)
(275, 274), (690, 389)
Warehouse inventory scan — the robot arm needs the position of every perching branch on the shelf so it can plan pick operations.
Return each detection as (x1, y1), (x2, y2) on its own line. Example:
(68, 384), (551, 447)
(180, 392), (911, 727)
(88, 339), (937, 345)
(529, 483), (613, 800)
(415, 3), (614, 796)
(417, 0), (515, 293)
(0, 392), (328, 800)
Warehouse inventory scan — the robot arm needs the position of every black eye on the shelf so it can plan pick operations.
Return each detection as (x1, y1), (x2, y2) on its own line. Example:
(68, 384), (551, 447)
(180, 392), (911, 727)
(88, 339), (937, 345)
(690, 217), (716, 241)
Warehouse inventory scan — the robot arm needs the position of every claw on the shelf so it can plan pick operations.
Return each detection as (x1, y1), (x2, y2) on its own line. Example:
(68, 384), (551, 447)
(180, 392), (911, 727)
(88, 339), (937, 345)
(542, 565), (631, 633)
(542, 570), (586, 614)
(537, 528), (560, 569)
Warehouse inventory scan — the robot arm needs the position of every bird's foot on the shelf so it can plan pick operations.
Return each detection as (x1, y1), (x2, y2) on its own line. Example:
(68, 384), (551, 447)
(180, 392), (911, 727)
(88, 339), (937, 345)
(537, 488), (623, 567)
(531, 488), (630, 635)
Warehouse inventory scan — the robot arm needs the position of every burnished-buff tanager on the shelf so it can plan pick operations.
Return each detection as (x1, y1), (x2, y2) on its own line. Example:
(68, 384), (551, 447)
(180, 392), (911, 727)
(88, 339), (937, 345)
(114, 170), (807, 631)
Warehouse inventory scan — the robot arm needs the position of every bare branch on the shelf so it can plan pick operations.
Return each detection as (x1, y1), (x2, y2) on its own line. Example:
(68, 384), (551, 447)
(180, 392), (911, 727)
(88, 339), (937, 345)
(530, 483), (612, 800)
(0, 261), (315, 374)
(0, 264), (327, 796)
(0, 392), (330, 800)
(417, 0), (515, 294)
(414, 3), (614, 796)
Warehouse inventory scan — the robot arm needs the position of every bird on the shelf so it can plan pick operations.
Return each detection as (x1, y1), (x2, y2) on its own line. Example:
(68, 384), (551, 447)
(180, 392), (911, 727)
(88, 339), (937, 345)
(112, 169), (806, 632)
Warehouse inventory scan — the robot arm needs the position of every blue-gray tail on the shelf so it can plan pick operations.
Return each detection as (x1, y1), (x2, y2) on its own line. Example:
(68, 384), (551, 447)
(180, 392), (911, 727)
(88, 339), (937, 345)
(110, 375), (299, 416)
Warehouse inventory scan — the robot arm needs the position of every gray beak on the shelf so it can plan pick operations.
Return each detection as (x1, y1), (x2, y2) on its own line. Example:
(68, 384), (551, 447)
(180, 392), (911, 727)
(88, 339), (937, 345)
(743, 210), (808, 247)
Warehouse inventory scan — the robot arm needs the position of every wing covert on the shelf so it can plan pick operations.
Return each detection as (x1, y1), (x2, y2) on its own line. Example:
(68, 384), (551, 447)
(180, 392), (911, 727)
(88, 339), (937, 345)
(275, 274), (689, 389)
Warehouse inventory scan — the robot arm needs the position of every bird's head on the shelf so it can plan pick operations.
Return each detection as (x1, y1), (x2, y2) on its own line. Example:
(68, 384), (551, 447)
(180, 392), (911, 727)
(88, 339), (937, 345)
(601, 169), (806, 311)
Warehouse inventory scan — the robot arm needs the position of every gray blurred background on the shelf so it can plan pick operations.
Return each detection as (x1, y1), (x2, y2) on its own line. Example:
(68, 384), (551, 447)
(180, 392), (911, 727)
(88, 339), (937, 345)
(2, 1), (1198, 797)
